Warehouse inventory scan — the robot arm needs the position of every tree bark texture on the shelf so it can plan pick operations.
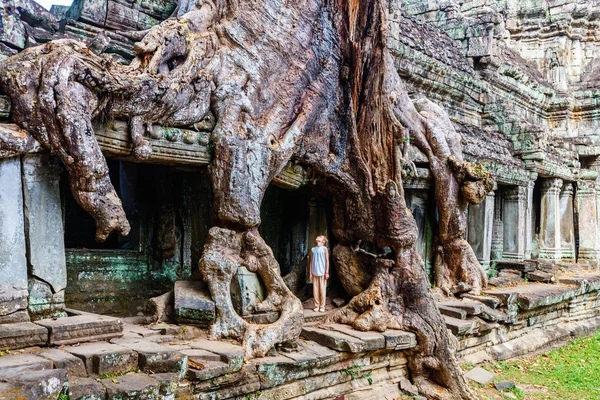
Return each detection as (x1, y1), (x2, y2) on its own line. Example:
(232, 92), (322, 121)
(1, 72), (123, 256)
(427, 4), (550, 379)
(0, 0), (492, 397)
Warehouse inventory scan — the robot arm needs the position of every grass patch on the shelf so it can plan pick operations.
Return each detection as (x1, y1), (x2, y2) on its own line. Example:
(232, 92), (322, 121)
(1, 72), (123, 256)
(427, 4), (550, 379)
(470, 330), (600, 399)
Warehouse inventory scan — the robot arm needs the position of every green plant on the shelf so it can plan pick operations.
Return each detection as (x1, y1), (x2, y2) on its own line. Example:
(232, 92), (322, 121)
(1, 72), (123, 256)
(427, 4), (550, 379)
(58, 393), (69, 400)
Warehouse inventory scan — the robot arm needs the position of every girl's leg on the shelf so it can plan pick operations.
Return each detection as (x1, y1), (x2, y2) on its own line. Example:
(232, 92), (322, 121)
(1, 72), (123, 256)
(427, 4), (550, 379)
(319, 277), (326, 311)
(313, 276), (321, 311)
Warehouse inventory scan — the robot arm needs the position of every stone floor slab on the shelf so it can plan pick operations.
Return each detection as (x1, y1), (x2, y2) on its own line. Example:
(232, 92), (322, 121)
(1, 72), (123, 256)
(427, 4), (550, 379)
(0, 322), (48, 350)
(38, 348), (87, 377)
(180, 348), (222, 362)
(64, 342), (138, 376)
(0, 353), (53, 376)
(465, 366), (495, 384)
(300, 326), (366, 353)
(35, 314), (123, 345)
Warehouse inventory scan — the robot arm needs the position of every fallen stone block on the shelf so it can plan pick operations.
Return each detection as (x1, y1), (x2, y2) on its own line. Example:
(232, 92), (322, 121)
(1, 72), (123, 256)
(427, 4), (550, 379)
(180, 348), (222, 363)
(186, 360), (232, 381)
(0, 322), (48, 350)
(174, 280), (216, 326)
(101, 372), (159, 398)
(38, 349), (87, 377)
(300, 326), (366, 353)
(526, 271), (556, 284)
(478, 305), (508, 323)
(35, 314), (123, 345)
(332, 298), (345, 308)
(68, 377), (106, 400)
(464, 366), (495, 384)
(461, 294), (501, 309)
(64, 342), (138, 376)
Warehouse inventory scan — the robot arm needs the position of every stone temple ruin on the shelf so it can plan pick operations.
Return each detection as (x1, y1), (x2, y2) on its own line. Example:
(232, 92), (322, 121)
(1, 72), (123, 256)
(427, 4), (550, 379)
(2, 0), (600, 399)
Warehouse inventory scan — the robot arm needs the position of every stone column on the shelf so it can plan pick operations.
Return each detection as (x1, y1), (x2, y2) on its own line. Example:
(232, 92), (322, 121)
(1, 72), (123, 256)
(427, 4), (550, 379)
(538, 178), (563, 260)
(576, 180), (600, 267)
(21, 154), (67, 320)
(468, 191), (495, 273)
(525, 180), (536, 260)
(502, 186), (526, 261)
(0, 157), (29, 324)
(490, 188), (503, 263)
(559, 182), (575, 262)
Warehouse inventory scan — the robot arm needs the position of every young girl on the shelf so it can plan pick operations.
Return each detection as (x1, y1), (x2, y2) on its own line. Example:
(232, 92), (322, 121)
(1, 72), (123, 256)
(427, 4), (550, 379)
(310, 235), (329, 312)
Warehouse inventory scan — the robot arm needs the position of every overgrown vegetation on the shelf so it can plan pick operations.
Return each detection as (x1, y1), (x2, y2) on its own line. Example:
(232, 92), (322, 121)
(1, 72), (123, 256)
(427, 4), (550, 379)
(468, 330), (600, 399)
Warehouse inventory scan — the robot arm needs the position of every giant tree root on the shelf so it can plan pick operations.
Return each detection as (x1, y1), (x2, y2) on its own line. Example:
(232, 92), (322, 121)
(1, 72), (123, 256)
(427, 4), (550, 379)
(199, 226), (303, 358)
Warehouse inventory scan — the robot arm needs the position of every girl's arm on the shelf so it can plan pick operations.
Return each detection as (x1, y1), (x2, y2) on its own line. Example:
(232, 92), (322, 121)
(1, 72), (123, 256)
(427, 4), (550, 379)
(325, 247), (330, 278)
(309, 250), (314, 281)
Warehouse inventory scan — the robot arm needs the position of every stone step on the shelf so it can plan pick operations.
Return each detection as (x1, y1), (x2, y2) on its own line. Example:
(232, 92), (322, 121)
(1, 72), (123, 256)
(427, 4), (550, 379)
(186, 360), (232, 381)
(443, 316), (476, 336)
(188, 339), (244, 371)
(381, 330), (417, 350)
(460, 294), (500, 309)
(64, 342), (138, 376)
(34, 314), (123, 345)
(38, 349), (87, 377)
(0, 322), (48, 350)
(327, 324), (385, 351)
(439, 301), (482, 316)
(100, 373), (160, 399)
(110, 337), (187, 377)
(437, 305), (468, 319)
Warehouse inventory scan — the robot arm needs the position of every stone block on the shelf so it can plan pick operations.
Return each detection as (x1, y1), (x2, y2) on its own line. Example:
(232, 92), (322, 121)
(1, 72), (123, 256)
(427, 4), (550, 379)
(464, 366), (495, 384)
(0, 368), (67, 399)
(495, 381), (516, 391)
(300, 326), (366, 353)
(174, 280), (216, 326)
(438, 305), (468, 319)
(327, 324), (385, 351)
(231, 266), (266, 316)
(381, 330), (417, 350)
(180, 348), (222, 362)
(0, 322), (48, 350)
(35, 314), (123, 345)
(150, 372), (180, 397)
(440, 301), (483, 315)
(461, 294), (501, 309)
(68, 377), (106, 400)
(64, 342), (138, 376)
(186, 360), (233, 381)
(188, 339), (244, 371)
(0, 354), (53, 375)
(100, 373), (159, 398)
(38, 349), (88, 377)
(111, 337), (187, 377)
(443, 316), (476, 336)
(27, 279), (66, 321)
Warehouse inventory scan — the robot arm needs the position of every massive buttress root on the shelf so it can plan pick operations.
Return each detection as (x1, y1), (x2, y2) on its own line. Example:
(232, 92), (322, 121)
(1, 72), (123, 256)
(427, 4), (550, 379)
(199, 228), (302, 358)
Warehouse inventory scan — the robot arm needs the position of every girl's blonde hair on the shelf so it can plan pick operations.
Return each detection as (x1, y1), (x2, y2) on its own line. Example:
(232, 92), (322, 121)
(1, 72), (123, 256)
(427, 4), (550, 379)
(316, 235), (328, 245)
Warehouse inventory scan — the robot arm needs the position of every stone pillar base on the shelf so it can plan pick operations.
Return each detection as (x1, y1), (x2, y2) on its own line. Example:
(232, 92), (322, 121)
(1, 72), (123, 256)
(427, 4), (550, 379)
(538, 248), (562, 260)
